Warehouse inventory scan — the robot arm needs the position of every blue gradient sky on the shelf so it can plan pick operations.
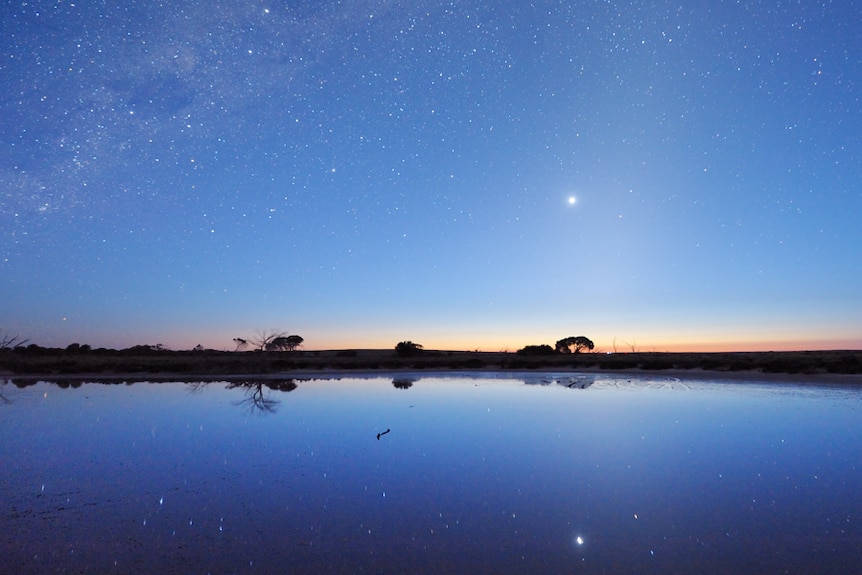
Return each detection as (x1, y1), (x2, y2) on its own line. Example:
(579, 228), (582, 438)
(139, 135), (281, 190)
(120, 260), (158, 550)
(2, 1), (860, 352)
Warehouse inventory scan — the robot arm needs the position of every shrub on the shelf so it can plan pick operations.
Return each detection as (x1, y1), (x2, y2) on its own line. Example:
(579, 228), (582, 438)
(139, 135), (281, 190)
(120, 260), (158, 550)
(516, 344), (556, 356)
(395, 341), (424, 357)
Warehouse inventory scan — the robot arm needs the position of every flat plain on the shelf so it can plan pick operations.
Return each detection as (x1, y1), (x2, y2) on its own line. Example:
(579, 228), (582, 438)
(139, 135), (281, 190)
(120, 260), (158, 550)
(2, 348), (861, 381)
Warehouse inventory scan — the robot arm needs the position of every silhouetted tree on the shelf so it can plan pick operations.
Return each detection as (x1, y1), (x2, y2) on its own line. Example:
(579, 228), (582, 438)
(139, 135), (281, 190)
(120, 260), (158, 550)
(285, 335), (304, 351)
(517, 344), (556, 356)
(124, 344), (168, 354)
(265, 334), (304, 351)
(265, 335), (304, 351)
(555, 336), (595, 354)
(0, 330), (28, 349)
(266, 338), (285, 351)
(253, 329), (288, 351)
(20, 343), (45, 353)
(395, 341), (424, 357)
(61, 343), (91, 353)
(233, 338), (249, 352)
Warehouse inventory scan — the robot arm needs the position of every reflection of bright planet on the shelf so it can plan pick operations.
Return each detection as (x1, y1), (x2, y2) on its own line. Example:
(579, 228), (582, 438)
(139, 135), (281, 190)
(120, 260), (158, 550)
(568, 196), (577, 205)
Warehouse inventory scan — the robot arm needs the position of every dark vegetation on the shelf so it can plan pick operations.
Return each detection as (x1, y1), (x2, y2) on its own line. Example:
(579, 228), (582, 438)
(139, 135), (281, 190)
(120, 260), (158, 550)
(516, 344), (557, 356)
(1, 344), (861, 377)
(395, 341), (424, 357)
(237, 330), (304, 352)
(554, 336), (595, 354)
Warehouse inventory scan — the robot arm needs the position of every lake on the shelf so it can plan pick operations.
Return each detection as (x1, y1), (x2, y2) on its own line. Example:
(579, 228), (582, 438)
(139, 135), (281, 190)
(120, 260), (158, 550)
(2, 373), (861, 574)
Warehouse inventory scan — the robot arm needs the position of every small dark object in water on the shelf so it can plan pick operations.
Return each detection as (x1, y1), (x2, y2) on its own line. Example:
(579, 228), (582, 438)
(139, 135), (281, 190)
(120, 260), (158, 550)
(377, 428), (391, 440)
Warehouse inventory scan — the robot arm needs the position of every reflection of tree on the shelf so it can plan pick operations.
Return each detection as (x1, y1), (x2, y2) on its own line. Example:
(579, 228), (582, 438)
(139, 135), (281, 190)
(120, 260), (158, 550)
(0, 379), (10, 405)
(227, 380), (298, 414)
(187, 380), (210, 393)
(392, 377), (416, 390)
(55, 379), (83, 389)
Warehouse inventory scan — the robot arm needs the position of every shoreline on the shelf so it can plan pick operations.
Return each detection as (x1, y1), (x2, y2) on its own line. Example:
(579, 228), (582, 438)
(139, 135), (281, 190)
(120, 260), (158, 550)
(5, 366), (862, 387)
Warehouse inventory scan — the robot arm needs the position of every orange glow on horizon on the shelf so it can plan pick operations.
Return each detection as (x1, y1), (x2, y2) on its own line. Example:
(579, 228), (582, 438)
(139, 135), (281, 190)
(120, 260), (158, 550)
(298, 336), (862, 354)
(53, 324), (860, 354)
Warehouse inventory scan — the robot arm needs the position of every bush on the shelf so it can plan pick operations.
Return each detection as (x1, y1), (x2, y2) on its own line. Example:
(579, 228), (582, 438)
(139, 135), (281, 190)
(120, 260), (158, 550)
(516, 344), (556, 356)
(395, 341), (424, 357)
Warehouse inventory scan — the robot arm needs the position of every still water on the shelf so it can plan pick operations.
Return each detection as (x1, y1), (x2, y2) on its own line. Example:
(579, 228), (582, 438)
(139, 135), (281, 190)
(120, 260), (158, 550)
(2, 373), (861, 574)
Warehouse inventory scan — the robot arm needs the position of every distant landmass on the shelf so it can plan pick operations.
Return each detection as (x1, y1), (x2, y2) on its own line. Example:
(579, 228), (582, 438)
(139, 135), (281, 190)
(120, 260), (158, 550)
(1, 347), (861, 379)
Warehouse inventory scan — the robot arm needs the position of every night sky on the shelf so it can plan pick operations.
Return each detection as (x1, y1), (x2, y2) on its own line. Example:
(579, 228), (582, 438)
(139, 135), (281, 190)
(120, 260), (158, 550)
(2, 1), (861, 352)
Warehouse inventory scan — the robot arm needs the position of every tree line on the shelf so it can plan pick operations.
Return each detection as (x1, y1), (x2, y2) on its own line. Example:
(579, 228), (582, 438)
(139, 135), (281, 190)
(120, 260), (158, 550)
(394, 336), (595, 357)
(233, 330), (304, 352)
(4, 327), (595, 357)
(516, 336), (595, 356)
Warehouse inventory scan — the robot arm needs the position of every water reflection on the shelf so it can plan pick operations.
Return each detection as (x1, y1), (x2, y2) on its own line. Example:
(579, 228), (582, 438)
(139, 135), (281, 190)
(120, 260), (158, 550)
(2, 374), (861, 574)
(392, 377), (416, 389)
(523, 374), (598, 388)
(226, 379), (298, 414)
(1, 372), (696, 391)
(0, 379), (10, 404)
(187, 378), (302, 413)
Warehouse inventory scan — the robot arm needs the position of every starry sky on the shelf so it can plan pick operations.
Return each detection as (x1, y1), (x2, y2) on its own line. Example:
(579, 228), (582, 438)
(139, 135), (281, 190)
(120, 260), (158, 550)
(2, 1), (861, 352)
